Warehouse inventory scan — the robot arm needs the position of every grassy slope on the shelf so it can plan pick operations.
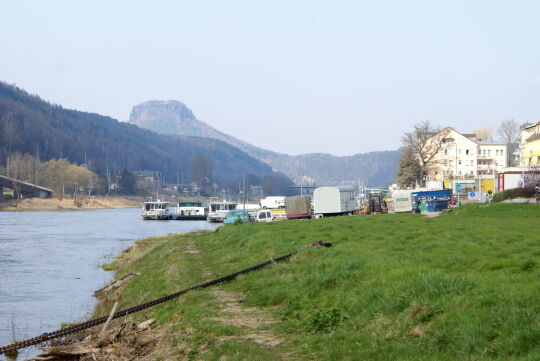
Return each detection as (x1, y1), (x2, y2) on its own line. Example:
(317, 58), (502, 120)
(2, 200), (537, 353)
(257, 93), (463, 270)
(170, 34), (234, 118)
(99, 204), (540, 360)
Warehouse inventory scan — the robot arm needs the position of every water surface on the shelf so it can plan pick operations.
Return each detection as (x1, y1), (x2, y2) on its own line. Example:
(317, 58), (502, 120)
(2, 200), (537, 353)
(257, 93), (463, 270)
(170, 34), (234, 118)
(0, 208), (218, 359)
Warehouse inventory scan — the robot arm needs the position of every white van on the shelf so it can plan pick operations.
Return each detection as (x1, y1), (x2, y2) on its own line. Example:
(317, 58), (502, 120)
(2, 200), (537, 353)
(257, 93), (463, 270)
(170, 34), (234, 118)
(260, 196), (285, 209)
(256, 210), (275, 222)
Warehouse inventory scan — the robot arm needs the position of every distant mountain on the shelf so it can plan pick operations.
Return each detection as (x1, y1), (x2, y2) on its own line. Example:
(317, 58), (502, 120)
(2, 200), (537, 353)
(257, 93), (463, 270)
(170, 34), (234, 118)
(0, 83), (280, 185)
(130, 101), (399, 186)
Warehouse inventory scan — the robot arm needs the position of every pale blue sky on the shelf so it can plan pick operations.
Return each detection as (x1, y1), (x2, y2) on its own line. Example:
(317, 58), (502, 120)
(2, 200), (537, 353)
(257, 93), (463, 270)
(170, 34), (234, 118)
(1, 0), (539, 155)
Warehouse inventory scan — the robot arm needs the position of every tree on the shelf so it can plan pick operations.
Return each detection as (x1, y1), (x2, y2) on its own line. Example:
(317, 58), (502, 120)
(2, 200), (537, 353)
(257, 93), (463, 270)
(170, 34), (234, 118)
(118, 169), (136, 195)
(400, 121), (449, 187)
(395, 147), (422, 189)
(189, 154), (214, 195)
(497, 119), (519, 167)
(261, 175), (295, 196)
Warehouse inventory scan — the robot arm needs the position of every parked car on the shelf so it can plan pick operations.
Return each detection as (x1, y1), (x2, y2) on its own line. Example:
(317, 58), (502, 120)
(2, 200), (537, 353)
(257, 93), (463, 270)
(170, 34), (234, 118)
(223, 209), (250, 224)
(255, 209), (274, 222)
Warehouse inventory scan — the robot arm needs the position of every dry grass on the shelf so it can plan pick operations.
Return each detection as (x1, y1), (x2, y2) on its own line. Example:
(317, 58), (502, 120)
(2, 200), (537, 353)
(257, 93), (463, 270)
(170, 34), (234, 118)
(1, 196), (140, 211)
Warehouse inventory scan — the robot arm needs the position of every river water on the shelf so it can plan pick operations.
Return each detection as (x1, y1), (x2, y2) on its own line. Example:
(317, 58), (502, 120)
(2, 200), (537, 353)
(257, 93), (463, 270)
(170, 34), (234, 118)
(0, 208), (218, 359)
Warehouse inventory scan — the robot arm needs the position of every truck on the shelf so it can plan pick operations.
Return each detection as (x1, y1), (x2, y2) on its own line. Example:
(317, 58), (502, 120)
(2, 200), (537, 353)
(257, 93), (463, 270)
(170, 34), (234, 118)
(285, 195), (312, 219)
(313, 186), (357, 217)
(259, 196), (285, 209)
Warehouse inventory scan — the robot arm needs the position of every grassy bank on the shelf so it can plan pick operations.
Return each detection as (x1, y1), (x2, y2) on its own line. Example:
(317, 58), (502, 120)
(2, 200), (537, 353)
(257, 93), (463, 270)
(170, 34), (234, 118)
(0, 196), (140, 210)
(96, 204), (540, 360)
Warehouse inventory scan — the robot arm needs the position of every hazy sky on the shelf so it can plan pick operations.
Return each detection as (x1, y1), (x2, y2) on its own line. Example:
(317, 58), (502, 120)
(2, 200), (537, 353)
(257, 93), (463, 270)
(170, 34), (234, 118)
(1, 1), (539, 155)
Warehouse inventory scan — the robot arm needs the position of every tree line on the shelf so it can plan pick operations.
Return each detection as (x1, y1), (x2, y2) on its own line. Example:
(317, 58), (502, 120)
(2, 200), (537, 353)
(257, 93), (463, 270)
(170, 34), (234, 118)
(0, 152), (100, 199)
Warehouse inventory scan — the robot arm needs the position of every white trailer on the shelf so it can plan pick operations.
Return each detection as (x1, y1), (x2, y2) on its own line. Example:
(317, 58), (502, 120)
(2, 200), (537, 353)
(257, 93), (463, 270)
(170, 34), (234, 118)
(392, 190), (413, 213)
(313, 186), (357, 216)
(260, 196), (285, 209)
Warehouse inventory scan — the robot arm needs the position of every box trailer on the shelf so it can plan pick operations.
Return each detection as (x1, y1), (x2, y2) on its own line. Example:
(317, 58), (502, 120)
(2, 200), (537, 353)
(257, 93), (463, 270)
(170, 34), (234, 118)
(392, 190), (413, 213)
(313, 186), (357, 216)
(285, 195), (312, 219)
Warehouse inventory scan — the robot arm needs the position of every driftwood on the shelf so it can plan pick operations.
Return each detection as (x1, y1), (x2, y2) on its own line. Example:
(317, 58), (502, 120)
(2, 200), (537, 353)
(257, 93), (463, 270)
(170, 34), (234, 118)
(137, 319), (156, 331)
(100, 301), (119, 336)
(22, 318), (157, 361)
(94, 273), (140, 296)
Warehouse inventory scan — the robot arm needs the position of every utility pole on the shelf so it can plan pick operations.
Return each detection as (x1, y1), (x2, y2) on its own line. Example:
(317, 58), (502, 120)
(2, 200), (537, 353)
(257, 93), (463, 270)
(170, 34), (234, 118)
(243, 174), (247, 212)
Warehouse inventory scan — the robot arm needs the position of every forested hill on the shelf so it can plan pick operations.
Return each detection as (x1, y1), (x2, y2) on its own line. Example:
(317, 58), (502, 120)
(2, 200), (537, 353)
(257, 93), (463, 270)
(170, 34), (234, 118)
(0, 82), (278, 185)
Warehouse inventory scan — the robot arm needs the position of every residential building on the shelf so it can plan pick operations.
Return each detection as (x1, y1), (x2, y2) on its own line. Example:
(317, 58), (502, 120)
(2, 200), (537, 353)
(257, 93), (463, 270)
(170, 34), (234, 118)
(518, 121), (540, 168)
(425, 128), (507, 191)
(133, 170), (163, 190)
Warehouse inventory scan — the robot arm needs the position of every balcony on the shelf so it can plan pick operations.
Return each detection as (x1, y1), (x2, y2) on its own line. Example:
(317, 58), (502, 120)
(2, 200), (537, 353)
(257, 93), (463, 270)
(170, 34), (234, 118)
(477, 154), (494, 159)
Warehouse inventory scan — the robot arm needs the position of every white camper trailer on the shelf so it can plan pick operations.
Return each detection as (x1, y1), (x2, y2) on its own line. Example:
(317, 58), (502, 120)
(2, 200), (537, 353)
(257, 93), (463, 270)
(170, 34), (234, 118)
(313, 186), (357, 216)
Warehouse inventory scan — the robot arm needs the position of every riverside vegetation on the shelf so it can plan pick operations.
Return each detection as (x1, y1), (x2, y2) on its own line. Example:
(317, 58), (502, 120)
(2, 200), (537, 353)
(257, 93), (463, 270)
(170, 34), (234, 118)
(92, 204), (540, 360)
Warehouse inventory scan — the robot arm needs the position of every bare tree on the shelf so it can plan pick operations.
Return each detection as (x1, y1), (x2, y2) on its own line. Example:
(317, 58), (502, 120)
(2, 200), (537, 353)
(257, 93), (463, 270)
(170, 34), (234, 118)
(497, 119), (519, 167)
(401, 121), (449, 187)
(522, 165), (540, 188)
(474, 128), (492, 141)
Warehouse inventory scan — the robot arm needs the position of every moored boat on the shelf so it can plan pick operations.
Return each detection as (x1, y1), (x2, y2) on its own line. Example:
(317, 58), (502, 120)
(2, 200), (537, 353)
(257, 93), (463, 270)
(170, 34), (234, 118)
(142, 200), (172, 220)
(207, 198), (238, 222)
(173, 202), (208, 220)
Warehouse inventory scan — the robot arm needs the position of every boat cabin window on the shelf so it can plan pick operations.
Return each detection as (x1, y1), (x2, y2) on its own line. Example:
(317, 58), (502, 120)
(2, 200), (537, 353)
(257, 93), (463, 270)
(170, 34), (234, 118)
(259, 211), (266, 219)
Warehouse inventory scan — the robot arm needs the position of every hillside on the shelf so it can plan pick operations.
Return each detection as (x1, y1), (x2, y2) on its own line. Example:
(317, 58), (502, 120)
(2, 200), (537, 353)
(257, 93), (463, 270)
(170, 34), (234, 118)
(129, 101), (399, 186)
(81, 204), (540, 360)
(0, 83), (279, 185)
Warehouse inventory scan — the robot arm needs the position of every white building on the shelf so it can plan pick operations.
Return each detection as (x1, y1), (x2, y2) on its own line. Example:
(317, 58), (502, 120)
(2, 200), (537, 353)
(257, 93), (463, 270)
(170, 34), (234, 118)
(517, 122), (540, 167)
(426, 128), (507, 191)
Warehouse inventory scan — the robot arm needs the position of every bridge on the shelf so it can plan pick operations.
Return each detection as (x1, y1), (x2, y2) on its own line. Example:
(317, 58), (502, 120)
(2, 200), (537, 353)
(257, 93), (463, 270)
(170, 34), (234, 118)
(0, 175), (54, 199)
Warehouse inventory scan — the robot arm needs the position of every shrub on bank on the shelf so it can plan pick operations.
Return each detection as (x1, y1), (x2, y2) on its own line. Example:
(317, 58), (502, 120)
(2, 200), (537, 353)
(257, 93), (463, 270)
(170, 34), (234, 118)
(492, 186), (535, 202)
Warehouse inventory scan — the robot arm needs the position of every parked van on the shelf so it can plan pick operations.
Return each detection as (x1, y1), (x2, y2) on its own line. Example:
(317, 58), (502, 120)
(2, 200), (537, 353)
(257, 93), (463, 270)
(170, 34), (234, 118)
(260, 196), (285, 209)
(256, 209), (275, 222)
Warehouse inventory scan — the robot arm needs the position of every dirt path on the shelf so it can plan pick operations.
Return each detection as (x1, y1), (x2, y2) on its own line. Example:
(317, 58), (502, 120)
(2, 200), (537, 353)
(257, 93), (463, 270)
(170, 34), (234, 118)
(209, 288), (284, 348)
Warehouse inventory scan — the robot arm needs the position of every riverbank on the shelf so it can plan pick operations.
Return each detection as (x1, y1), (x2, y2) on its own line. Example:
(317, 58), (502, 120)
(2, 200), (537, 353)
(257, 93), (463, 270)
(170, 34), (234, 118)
(30, 204), (540, 360)
(0, 196), (141, 211)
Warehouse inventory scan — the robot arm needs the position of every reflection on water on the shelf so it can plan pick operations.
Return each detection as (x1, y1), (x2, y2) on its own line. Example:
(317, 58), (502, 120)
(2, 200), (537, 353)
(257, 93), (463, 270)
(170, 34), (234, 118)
(0, 208), (218, 359)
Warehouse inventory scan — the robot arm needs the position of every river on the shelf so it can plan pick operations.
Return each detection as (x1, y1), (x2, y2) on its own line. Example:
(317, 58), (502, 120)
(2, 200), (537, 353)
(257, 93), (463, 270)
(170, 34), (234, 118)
(0, 208), (219, 359)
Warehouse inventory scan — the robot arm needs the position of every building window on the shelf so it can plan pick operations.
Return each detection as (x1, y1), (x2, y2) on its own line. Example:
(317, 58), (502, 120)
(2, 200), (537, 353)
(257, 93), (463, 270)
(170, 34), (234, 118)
(470, 160), (474, 166)
(466, 149), (469, 155)
(444, 149), (448, 155)
(449, 160), (453, 166)
(488, 150), (491, 156)
(458, 160), (462, 165)
(444, 160), (448, 166)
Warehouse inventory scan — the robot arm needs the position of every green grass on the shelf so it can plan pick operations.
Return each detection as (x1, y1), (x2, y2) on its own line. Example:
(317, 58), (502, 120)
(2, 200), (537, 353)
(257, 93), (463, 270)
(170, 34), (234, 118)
(97, 204), (540, 360)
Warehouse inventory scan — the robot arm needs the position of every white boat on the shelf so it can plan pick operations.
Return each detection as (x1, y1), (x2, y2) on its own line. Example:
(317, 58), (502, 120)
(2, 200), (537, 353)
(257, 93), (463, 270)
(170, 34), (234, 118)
(207, 198), (238, 222)
(173, 202), (208, 220)
(142, 200), (172, 220)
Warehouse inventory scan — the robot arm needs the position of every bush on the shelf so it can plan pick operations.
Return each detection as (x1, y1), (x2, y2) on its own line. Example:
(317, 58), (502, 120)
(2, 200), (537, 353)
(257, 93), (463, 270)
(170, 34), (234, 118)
(306, 308), (348, 333)
(492, 186), (535, 202)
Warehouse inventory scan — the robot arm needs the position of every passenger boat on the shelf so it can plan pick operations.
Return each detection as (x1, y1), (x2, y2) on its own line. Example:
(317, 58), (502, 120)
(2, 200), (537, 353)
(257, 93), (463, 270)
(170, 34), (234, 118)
(207, 198), (238, 222)
(173, 202), (208, 220)
(141, 200), (172, 220)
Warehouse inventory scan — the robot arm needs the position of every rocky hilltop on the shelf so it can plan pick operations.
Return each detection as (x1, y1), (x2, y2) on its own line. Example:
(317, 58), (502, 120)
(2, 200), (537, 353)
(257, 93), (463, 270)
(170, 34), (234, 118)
(129, 101), (399, 186)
